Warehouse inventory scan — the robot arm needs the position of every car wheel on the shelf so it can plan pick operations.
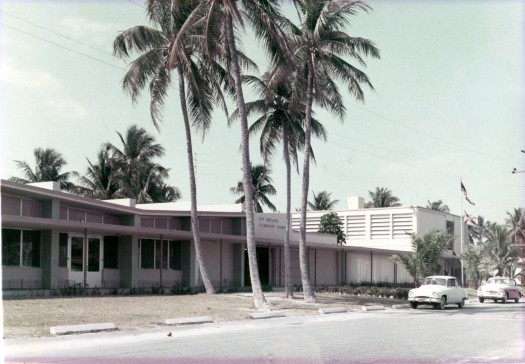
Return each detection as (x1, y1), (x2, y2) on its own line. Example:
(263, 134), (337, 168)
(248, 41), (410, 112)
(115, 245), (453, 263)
(438, 296), (446, 310)
(458, 298), (465, 309)
(515, 297), (520, 303)
(502, 294), (507, 304)
(410, 301), (418, 309)
(479, 297), (484, 303)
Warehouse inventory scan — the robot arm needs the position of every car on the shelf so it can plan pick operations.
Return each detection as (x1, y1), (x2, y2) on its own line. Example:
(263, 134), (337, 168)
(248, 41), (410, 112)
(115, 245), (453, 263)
(477, 277), (522, 303)
(408, 275), (468, 310)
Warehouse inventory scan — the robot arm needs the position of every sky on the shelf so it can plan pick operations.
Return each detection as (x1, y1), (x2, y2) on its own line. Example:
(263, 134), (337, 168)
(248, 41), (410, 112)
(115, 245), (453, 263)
(1, 0), (523, 224)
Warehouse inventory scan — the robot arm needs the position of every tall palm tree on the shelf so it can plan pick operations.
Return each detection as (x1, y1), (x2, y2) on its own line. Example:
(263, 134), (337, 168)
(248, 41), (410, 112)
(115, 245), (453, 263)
(104, 125), (179, 204)
(505, 208), (525, 246)
(231, 164), (277, 213)
(113, 1), (221, 294)
(179, 0), (292, 309)
(365, 187), (401, 208)
(10, 147), (76, 191)
(231, 71), (327, 298)
(289, 0), (379, 302)
(308, 191), (339, 211)
(426, 200), (450, 213)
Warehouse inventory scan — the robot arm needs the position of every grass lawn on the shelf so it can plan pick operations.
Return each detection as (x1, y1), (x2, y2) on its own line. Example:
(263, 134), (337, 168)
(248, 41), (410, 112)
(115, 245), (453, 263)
(2, 292), (407, 339)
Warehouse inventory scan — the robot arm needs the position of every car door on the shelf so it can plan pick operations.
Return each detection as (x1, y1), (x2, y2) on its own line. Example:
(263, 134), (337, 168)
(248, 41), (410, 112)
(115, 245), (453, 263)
(446, 278), (460, 303)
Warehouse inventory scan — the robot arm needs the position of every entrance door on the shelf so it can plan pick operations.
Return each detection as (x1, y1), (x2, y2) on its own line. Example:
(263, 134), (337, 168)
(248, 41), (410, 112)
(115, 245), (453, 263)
(68, 235), (103, 287)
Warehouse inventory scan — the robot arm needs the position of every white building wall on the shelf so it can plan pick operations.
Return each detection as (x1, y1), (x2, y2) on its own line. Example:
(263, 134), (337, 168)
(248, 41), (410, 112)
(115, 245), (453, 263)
(314, 249), (337, 285)
(372, 254), (394, 283)
(346, 252), (371, 283)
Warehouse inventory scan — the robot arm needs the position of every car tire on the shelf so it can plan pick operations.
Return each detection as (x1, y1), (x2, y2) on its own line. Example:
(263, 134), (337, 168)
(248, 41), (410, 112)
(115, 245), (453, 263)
(479, 297), (484, 303)
(458, 298), (465, 309)
(502, 294), (507, 304)
(515, 297), (520, 303)
(438, 296), (446, 310)
(410, 301), (418, 309)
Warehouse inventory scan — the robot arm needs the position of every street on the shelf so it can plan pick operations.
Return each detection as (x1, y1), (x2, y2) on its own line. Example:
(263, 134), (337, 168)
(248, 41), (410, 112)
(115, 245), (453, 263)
(4, 300), (524, 363)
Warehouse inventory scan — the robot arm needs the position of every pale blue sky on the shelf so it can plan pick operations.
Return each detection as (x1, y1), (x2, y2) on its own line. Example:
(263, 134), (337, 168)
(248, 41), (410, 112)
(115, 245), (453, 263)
(1, 0), (523, 223)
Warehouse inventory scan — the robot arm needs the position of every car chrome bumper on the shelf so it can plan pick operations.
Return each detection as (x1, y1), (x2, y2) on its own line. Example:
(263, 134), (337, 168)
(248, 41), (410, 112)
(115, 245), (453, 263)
(409, 297), (439, 304)
(478, 292), (504, 298)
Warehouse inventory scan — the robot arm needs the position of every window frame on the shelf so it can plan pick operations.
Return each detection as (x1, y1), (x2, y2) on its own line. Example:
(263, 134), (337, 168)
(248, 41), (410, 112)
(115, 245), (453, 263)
(139, 238), (182, 271)
(2, 228), (41, 267)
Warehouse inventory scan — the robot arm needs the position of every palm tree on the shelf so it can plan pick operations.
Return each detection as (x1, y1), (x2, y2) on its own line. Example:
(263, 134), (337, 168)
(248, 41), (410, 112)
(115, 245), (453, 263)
(505, 208), (525, 246)
(308, 191), (339, 211)
(113, 1), (221, 294)
(365, 187), (401, 208)
(426, 200), (450, 213)
(467, 215), (488, 245)
(179, 0), (292, 309)
(231, 164), (277, 213)
(290, 0), (380, 302)
(104, 125), (179, 204)
(231, 71), (326, 298)
(10, 147), (76, 191)
(74, 149), (115, 200)
(483, 224), (520, 277)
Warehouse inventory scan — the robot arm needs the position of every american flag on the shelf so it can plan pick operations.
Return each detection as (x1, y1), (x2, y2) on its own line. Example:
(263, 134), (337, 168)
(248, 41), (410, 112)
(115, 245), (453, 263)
(461, 181), (475, 206)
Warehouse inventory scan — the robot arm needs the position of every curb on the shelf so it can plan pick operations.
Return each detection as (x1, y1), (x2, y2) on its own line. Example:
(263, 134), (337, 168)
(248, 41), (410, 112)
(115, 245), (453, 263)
(361, 305), (385, 312)
(165, 316), (214, 326)
(319, 307), (347, 314)
(250, 311), (285, 320)
(50, 323), (117, 335)
(392, 304), (411, 310)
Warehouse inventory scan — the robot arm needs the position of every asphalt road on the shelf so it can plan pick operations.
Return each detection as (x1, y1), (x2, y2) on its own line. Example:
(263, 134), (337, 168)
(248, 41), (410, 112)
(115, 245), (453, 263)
(4, 300), (524, 363)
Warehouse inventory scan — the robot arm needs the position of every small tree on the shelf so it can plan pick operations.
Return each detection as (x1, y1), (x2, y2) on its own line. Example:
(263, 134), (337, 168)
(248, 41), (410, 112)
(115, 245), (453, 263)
(318, 212), (346, 245)
(462, 244), (485, 288)
(391, 230), (452, 286)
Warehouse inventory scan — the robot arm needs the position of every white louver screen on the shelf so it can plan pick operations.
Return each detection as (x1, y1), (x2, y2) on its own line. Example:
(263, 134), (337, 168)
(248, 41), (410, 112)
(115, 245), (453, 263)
(392, 213), (413, 239)
(370, 214), (391, 239)
(346, 215), (366, 240)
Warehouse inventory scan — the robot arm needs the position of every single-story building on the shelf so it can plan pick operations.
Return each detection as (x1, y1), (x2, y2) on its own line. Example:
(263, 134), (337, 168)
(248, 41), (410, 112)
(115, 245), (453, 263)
(1, 180), (463, 291)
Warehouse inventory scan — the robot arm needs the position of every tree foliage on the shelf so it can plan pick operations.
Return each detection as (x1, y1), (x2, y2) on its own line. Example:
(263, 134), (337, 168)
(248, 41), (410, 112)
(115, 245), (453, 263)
(426, 200), (450, 213)
(230, 164), (277, 213)
(318, 212), (346, 245)
(10, 147), (77, 191)
(391, 230), (453, 286)
(308, 191), (339, 211)
(365, 187), (401, 208)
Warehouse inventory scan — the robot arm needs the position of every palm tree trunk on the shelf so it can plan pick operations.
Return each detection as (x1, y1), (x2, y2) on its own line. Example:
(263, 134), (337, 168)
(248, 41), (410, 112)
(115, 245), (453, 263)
(299, 56), (318, 303)
(282, 129), (293, 298)
(226, 15), (269, 310)
(178, 71), (215, 294)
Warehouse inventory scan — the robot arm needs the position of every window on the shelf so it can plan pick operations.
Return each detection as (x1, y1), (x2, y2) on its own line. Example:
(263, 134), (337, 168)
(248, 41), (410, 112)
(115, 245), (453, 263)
(22, 230), (41, 267)
(103, 236), (119, 269)
(2, 229), (21, 266)
(446, 221), (454, 249)
(139, 238), (181, 270)
(2, 229), (40, 267)
(59, 233), (68, 267)
(140, 239), (155, 269)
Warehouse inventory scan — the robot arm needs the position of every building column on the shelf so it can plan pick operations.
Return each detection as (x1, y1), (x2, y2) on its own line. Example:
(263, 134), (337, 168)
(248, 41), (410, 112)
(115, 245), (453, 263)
(118, 235), (138, 289)
(41, 229), (59, 289)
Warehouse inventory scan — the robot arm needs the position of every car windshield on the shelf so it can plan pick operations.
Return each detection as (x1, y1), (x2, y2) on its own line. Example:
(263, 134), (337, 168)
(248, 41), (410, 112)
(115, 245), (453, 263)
(422, 278), (446, 286)
(487, 278), (508, 285)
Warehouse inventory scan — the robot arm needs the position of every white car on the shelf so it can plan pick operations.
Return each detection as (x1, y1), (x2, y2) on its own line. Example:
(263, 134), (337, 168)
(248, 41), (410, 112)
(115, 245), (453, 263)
(477, 277), (522, 303)
(408, 276), (468, 310)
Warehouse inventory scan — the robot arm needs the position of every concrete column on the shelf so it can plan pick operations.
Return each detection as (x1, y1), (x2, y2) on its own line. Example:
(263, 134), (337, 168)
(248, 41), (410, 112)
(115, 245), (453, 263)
(41, 229), (59, 289)
(118, 235), (138, 288)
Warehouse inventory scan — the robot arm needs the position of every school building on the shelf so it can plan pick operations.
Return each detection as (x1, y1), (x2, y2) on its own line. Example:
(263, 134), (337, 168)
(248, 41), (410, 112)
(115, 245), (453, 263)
(1, 180), (464, 291)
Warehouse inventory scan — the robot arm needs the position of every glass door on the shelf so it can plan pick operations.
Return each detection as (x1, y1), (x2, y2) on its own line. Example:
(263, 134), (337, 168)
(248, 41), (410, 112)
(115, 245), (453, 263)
(68, 235), (103, 288)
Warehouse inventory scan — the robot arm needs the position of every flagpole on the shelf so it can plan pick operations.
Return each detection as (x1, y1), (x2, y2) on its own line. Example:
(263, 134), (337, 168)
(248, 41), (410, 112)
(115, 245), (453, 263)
(460, 179), (464, 286)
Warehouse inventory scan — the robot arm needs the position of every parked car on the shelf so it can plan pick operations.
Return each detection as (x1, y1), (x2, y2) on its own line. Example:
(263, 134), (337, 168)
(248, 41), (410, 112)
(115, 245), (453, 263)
(408, 276), (468, 310)
(477, 277), (522, 303)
